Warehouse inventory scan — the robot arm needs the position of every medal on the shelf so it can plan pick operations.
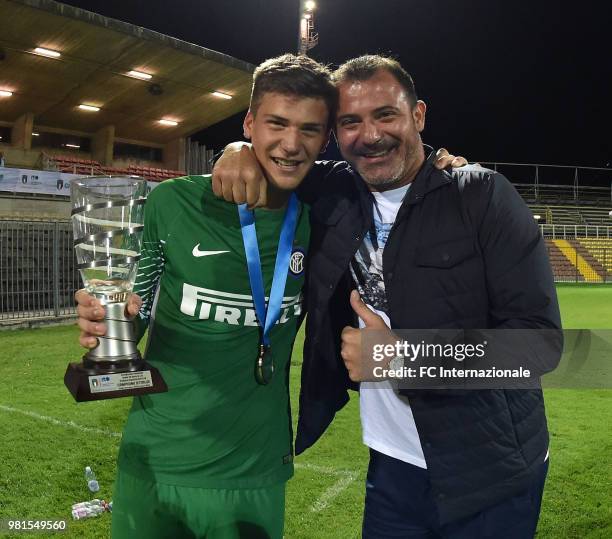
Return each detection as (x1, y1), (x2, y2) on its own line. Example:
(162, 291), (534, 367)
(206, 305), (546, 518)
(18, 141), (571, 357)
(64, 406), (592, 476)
(238, 194), (299, 385)
(255, 343), (274, 385)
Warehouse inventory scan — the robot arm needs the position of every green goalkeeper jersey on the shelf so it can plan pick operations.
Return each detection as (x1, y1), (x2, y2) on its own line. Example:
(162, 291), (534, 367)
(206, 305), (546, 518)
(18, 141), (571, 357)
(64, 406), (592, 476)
(117, 175), (310, 489)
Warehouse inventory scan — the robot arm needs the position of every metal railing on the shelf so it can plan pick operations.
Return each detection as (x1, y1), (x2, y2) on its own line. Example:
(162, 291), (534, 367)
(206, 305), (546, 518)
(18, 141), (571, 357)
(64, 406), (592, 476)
(477, 162), (612, 204)
(0, 220), (79, 322)
(540, 224), (612, 239)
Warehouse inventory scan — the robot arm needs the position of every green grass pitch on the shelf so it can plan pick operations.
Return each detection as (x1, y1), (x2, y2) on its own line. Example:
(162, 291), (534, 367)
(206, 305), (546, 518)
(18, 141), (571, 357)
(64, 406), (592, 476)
(0, 284), (610, 538)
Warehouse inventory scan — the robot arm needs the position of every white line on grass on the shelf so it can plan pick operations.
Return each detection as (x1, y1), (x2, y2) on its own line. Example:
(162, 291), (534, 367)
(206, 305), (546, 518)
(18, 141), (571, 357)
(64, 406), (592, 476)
(295, 462), (358, 512)
(0, 404), (359, 512)
(0, 404), (122, 438)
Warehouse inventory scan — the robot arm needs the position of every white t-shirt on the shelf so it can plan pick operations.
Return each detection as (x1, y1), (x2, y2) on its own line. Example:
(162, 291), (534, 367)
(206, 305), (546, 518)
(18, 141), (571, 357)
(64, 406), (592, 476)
(350, 183), (427, 469)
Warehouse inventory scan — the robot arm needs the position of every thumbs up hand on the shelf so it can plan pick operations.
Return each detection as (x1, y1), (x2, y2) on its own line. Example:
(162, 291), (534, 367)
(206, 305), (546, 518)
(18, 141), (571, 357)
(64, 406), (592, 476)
(341, 290), (395, 382)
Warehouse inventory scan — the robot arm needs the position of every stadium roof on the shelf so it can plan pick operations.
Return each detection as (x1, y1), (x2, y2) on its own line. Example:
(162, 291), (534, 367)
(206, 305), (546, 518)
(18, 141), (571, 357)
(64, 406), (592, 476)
(0, 0), (255, 144)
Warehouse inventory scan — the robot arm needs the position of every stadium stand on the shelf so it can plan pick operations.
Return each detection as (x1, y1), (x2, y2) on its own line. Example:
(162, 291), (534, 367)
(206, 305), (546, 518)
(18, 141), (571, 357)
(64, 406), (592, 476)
(577, 238), (612, 278)
(552, 239), (602, 282)
(545, 239), (581, 281)
(516, 183), (610, 206)
(580, 207), (612, 225)
(0, 0), (253, 195)
(531, 205), (582, 225)
(43, 153), (104, 175)
(125, 164), (186, 181)
(40, 153), (186, 180)
(545, 238), (612, 283)
(530, 204), (611, 226)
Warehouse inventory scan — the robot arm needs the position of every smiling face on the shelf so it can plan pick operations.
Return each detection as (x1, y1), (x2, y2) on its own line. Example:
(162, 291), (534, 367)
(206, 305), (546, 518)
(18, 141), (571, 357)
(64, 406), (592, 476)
(243, 92), (330, 192)
(335, 69), (426, 191)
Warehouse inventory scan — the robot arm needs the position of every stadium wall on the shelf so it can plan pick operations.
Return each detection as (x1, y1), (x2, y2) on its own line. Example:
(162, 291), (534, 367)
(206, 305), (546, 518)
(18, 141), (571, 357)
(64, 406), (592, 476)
(0, 197), (71, 220)
(0, 145), (43, 169)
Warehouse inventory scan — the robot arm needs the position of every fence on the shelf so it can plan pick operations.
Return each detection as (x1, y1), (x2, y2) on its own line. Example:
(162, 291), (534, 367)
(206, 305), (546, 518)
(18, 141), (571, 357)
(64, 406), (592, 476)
(0, 220), (79, 322)
(540, 224), (612, 239)
(478, 162), (612, 204)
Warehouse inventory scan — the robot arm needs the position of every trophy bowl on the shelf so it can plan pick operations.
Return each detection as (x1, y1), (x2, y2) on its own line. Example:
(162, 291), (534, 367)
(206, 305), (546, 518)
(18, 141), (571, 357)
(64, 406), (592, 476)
(64, 176), (167, 401)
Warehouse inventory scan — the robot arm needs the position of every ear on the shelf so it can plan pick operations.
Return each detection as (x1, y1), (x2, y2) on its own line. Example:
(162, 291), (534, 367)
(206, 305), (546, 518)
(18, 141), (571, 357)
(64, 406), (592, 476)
(243, 109), (254, 139)
(412, 100), (427, 133)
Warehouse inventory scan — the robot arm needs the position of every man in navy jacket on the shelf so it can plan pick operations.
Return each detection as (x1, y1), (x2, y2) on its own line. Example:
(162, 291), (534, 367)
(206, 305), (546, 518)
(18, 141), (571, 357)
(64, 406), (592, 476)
(214, 55), (562, 538)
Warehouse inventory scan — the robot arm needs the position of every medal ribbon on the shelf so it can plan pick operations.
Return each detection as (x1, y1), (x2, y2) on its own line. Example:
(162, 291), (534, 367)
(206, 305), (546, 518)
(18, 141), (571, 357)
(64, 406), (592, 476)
(238, 193), (299, 347)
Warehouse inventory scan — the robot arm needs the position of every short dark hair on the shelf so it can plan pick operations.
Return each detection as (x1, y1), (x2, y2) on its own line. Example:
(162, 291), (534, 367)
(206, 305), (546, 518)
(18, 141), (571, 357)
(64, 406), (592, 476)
(250, 54), (337, 128)
(333, 55), (418, 107)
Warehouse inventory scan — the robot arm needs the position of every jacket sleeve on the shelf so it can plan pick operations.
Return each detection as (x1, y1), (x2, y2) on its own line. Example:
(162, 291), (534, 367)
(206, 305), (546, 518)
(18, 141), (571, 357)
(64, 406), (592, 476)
(398, 171), (563, 400)
(475, 172), (563, 372)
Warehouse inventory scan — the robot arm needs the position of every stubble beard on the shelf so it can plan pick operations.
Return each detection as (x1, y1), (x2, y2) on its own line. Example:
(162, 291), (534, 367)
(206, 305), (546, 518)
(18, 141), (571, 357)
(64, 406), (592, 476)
(361, 162), (407, 190)
(357, 150), (412, 192)
(361, 138), (424, 192)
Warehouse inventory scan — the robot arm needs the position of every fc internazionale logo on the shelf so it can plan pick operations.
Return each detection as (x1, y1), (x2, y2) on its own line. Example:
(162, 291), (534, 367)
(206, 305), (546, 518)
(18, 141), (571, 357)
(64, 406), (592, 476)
(289, 248), (305, 277)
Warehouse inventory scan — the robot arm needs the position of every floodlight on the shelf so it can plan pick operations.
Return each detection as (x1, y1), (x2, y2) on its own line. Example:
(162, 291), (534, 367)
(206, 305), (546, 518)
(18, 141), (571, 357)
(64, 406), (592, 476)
(211, 91), (232, 100)
(127, 70), (153, 80)
(78, 104), (101, 112)
(34, 47), (61, 58)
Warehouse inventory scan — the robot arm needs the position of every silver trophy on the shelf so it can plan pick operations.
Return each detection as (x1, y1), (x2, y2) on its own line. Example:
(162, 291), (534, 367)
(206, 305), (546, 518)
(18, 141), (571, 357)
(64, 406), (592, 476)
(64, 176), (167, 401)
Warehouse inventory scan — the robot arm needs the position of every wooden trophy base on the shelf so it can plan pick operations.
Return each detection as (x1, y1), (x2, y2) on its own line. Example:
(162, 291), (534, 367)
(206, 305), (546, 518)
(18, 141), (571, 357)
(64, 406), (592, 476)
(64, 359), (168, 402)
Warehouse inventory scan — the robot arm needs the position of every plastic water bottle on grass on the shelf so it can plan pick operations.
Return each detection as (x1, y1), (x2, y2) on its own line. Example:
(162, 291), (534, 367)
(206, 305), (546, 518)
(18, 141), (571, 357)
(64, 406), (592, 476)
(72, 499), (101, 510)
(71, 499), (106, 520)
(72, 505), (105, 520)
(85, 466), (99, 492)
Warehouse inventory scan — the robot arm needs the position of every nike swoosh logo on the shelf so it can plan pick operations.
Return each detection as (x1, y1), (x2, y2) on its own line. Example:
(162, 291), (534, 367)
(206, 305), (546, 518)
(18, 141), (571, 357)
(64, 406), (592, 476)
(192, 244), (230, 257)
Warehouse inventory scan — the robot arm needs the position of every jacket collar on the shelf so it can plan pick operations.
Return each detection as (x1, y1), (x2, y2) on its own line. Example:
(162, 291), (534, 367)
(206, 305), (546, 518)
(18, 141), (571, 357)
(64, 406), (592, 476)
(404, 145), (453, 205)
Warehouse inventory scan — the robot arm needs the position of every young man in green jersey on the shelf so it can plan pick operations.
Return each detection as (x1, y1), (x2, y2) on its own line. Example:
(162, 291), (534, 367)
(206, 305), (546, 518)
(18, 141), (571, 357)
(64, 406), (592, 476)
(75, 53), (336, 539)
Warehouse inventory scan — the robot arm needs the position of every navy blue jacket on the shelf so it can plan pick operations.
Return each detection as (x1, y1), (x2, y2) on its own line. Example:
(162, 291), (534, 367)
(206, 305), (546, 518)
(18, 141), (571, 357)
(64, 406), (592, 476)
(295, 149), (562, 524)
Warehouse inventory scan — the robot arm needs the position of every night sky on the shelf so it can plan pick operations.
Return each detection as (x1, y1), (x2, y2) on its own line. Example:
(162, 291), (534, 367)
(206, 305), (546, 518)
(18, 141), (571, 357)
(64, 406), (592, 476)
(60, 0), (610, 170)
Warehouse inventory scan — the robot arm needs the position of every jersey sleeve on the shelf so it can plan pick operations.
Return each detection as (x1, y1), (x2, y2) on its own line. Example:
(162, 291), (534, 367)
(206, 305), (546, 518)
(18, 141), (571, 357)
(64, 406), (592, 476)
(132, 187), (165, 342)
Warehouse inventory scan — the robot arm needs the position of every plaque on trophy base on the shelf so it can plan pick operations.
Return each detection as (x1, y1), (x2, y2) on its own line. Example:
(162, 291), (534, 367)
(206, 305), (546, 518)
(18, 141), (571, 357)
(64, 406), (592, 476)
(65, 176), (168, 402)
(64, 359), (167, 402)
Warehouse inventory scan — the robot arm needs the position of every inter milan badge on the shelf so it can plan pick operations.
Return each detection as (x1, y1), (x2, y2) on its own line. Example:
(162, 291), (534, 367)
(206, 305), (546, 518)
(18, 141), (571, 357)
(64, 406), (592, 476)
(289, 248), (305, 277)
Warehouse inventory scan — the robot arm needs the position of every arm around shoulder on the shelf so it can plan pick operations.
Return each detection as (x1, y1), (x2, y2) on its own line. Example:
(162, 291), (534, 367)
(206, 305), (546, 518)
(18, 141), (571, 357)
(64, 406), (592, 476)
(296, 160), (350, 205)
